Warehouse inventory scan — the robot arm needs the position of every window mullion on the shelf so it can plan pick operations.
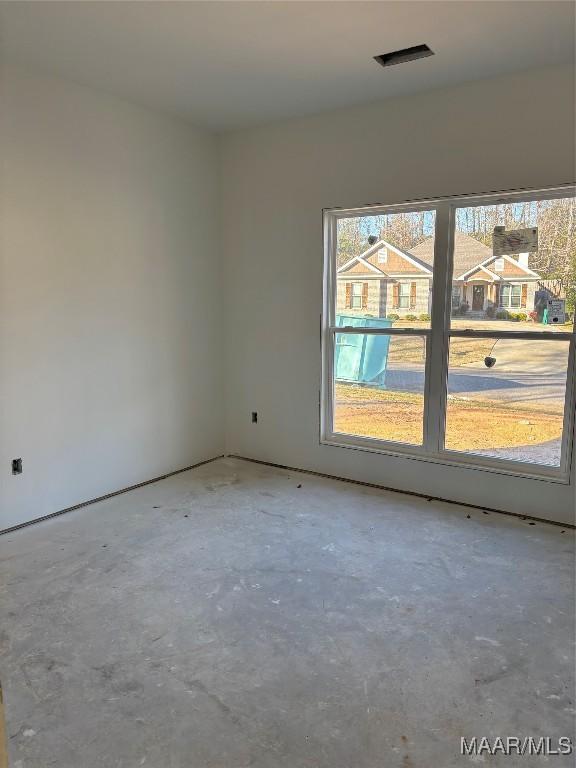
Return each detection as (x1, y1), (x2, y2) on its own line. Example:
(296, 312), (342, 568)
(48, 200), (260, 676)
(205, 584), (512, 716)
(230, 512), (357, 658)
(424, 202), (453, 453)
(327, 326), (431, 336)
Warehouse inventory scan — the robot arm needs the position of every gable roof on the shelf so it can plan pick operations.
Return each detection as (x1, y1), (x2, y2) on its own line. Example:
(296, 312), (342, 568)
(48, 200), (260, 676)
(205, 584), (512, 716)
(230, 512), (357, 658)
(463, 265), (501, 281)
(344, 256), (388, 275)
(338, 231), (541, 281)
(409, 231), (493, 275)
(338, 238), (432, 277)
(457, 252), (540, 281)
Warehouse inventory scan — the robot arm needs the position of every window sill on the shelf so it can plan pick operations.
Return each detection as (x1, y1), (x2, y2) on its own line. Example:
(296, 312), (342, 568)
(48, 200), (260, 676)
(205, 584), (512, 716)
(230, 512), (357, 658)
(320, 432), (570, 485)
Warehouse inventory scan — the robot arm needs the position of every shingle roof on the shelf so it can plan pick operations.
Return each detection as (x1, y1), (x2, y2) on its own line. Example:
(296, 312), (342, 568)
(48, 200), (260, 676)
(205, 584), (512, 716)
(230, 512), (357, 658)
(337, 232), (539, 281)
(409, 231), (493, 275)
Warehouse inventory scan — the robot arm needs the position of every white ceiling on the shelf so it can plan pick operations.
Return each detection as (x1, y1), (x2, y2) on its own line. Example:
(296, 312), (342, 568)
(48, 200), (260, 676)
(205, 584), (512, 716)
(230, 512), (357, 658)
(0, 1), (574, 131)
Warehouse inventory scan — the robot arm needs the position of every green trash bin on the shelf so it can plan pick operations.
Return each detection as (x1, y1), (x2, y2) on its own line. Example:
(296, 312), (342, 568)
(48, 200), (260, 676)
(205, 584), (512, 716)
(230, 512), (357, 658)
(335, 315), (393, 387)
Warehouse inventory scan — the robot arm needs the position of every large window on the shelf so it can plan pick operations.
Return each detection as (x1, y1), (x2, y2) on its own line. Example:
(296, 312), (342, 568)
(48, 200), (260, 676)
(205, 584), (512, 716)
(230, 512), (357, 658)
(322, 187), (576, 481)
(500, 284), (524, 308)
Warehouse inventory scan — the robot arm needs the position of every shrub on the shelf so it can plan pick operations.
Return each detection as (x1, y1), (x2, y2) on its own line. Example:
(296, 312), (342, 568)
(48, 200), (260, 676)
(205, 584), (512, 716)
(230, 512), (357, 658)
(495, 309), (509, 320)
(419, 313), (431, 321)
(386, 314), (399, 321)
(529, 310), (539, 322)
(405, 314), (418, 321)
(458, 301), (469, 315)
(485, 305), (496, 319)
(516, 312), (527, 322)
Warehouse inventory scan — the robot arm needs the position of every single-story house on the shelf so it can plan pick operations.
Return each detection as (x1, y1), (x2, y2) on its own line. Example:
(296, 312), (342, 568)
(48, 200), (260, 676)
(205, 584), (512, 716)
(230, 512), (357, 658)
(337, 231), (541, 318)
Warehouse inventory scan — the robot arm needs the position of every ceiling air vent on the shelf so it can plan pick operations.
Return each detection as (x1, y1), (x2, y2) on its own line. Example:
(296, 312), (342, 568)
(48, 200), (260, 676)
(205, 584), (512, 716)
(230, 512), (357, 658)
(374, 44), (434, 68)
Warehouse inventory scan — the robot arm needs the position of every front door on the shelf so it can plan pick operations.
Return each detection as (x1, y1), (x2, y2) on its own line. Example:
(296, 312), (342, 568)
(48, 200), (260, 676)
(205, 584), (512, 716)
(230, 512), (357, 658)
(472, 285), (484, 311)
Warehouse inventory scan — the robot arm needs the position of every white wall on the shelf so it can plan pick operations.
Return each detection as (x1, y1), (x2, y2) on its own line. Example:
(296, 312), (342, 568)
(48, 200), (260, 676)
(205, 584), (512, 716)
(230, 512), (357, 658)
(0, 67), (223, 530)
(221, 67), (576, 524)
(1, 65), (574, 529)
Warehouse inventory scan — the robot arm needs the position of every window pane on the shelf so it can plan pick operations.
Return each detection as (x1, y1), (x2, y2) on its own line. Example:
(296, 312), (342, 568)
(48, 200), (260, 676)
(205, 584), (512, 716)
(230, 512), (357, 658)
(445, 337), (570, 466)
(450, 196), (575, 330)
(333, 333), (426, 446)
(451, 286), (461, 308)
(336, 210), (435, 328)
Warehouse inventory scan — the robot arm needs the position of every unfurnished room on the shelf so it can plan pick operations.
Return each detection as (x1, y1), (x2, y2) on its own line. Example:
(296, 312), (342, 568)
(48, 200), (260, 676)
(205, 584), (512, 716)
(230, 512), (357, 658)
(0, 2), (575, 766)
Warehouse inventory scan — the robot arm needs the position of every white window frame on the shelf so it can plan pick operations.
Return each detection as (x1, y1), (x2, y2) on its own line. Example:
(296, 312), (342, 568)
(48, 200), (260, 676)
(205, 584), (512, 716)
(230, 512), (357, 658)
(321, 185), (576, 484)
(500, 283), (522, 308)
(349, 281), (364, 309)
(397, 282), (411, 309)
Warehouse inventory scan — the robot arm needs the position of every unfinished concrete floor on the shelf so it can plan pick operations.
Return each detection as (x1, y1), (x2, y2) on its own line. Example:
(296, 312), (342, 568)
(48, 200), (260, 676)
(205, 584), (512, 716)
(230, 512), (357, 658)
(0, 457), (574, 767)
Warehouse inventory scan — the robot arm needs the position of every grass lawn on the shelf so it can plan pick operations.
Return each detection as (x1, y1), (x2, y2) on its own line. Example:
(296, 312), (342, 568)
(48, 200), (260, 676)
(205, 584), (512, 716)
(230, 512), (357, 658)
(334, 383), (563, 452)
(334, 317), (570, 457)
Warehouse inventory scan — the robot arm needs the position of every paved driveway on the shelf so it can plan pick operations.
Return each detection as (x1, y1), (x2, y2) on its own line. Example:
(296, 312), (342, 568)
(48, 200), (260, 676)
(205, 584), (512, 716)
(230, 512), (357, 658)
(385, 338), (568, 412)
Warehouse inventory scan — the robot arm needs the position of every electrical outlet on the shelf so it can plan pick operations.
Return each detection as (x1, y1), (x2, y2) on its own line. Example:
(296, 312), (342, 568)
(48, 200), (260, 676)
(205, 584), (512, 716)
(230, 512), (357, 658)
(12, 458), (22, 475)
(251, 412), (258, 423)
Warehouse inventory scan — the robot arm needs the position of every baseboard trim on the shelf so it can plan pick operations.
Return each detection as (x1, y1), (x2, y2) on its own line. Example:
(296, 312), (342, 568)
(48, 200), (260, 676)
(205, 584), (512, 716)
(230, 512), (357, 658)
(0, 455), (224, 536)
(3, 453), (572, 535)
(228, 454), (575, 529)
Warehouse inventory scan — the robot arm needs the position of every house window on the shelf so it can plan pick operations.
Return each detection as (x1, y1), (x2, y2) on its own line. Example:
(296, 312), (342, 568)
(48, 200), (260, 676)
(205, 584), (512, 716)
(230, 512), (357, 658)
(494, 257), (505, 271)
(392, 282), (417, 310)
(323, 186), (576, 484)
(377, 248), (388, 264)
(451, 285), (461, 309)
(350, 282), (364, 309)
(500, 284), (522, 308)
(398, 283), (410, 308)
